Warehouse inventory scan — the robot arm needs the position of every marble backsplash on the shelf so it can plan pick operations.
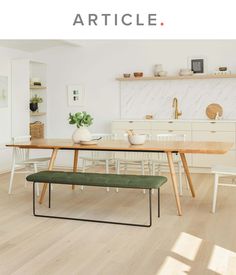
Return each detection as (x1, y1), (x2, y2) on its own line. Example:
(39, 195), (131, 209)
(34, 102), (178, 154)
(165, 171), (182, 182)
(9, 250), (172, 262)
(120, 78), (236, 120)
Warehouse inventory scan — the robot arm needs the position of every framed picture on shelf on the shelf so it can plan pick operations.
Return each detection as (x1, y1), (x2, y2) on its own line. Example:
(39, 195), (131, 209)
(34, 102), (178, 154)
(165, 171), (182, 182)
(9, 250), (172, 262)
(67, 85), (84, 106)
(188, 56), (207, 74)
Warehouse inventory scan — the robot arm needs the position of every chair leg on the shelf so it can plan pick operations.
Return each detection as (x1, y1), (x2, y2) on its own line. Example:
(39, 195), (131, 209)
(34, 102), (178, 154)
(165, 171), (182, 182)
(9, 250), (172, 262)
(141, 161), (146, 194)
(212, 173), (219, 213)
(116, 160), (120, 193)
(33, 164), (40, 196)
(124, 163), (128, 174)
(152, 162), (155, 176)
(8, 165), (15, 194)
(81, 159), (86, 191)
(148, 161), (152, 175)
(178, 161), (183, 196)
(105, 160), (110, 192)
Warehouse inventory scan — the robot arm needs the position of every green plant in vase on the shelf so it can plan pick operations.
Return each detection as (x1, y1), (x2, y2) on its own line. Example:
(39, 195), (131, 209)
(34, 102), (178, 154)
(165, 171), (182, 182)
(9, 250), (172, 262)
(30, 95), (43, 112)
(69, 111), (93, 143)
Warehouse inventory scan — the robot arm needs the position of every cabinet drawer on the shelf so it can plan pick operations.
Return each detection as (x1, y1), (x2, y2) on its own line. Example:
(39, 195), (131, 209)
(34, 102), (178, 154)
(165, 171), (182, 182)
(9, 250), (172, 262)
(151, 130), (191, 141)
(192, 131), (235, 149)
(192, 150), (236, 168)
(151, 121), (191, 131)
(192, 122), (235, 132)
(112, 121), (151, 130)
(112, 129), (152, 136)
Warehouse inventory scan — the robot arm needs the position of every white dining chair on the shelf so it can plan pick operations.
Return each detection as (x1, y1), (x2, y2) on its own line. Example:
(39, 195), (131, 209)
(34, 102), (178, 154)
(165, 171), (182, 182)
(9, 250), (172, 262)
(80, 133), (115, 191)
(151, 133), (187, 195)
(114, 133), (151, 193)
(8, 136), (50, 195)
(211, 165), (236, 213)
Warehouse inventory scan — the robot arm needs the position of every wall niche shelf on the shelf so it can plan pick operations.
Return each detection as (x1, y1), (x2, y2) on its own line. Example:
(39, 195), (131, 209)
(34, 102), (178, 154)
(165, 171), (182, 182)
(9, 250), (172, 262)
(30, 112), (46, 116)
(116, 74), (236, 81)
(30, 85), (47, 90)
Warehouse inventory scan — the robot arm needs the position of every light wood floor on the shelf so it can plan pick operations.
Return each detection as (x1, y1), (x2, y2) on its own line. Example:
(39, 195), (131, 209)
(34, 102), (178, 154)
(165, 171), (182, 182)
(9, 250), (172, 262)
(0, 170), (236, 275)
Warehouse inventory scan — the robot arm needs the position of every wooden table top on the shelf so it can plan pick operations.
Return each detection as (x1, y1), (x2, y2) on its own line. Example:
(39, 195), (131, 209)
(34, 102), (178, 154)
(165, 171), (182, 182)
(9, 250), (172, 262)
(6, 139), (233, 154)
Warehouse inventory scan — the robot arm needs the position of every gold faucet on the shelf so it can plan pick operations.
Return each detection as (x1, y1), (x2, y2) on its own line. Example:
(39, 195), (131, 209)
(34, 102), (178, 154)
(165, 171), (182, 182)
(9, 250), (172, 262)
(172, 97), (182, 119)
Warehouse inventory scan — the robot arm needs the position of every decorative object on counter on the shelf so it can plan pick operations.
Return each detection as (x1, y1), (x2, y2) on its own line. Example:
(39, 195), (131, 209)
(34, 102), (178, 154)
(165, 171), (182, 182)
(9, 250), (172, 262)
(30, 121), (44, 139)
(30, 95), (43, 112)
(179, 68), (193, 76)
(219, 67), (227, 71)
(127, 129), (146, 145)
(214, 67), (231, 75)
(206, 103), (223, 120)
(153, 64), (163, 77)
(69, 111), (93, 143)
(145, 114), (153, 120)
(68, 84), (84, 107)
(133, 72), (143, 78)
(123, 73), (131, 78)
(172, 97), (182, 119)
(30, 77), (41, 86)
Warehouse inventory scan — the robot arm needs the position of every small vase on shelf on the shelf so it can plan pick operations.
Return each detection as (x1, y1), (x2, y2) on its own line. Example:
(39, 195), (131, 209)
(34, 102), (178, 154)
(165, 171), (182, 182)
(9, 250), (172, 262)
(30, 103), (38, 112)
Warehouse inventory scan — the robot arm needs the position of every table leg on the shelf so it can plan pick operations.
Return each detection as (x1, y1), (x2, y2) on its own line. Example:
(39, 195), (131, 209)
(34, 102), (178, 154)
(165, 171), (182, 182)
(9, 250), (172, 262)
(72, 150), (79, 190)
(180, 153), (195, 198)
(166, 152), (182, 216)
(39, 149), (58, 204)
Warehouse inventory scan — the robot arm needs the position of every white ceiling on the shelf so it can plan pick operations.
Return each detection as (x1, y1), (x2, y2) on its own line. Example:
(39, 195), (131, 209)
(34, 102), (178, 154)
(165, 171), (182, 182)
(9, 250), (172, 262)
(0, 40), (80, 52)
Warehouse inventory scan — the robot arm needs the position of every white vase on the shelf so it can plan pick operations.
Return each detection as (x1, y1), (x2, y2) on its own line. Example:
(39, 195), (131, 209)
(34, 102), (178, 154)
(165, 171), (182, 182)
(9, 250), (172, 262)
(72, 127), (92, 143)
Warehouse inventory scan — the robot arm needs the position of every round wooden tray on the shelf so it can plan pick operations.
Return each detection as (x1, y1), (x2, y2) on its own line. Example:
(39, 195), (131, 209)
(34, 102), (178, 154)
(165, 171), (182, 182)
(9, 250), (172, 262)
(206, 103), (223, 119)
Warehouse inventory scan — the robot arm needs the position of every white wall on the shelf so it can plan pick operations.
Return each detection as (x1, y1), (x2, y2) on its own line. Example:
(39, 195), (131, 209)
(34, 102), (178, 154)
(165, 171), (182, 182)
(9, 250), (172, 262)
(0, 47), (30, 173)
(32, 40), (236, 167)
(0, 40), (234, 170)
(33, 40), (236, 136)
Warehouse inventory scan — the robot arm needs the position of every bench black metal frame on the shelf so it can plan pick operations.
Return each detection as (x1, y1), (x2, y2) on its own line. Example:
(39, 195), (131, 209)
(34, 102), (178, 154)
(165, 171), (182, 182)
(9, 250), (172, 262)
(32, 182), (160, 228)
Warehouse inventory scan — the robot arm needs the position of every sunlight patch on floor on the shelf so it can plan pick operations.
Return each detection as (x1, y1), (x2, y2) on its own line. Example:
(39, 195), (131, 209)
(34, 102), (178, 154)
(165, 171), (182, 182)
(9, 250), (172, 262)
(208, 245), (236, 274)
(157, 256), (190, 275)
(171, 232), (202, 261)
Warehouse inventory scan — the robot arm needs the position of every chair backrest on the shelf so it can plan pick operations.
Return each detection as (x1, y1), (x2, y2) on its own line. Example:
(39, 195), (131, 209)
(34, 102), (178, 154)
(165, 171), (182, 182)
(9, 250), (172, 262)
(12, 135), (31, 163)
(113, 132), (150, 161)
(155, 133), (186, 142)
(91, 133), (114, 158)
(153, 133), (186, 161)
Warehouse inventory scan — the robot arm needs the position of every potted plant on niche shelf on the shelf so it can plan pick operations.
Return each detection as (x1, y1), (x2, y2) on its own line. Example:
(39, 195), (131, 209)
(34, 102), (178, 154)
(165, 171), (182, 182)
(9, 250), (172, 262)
(69, 111), (93, 143)
(30, 95), (43, 112)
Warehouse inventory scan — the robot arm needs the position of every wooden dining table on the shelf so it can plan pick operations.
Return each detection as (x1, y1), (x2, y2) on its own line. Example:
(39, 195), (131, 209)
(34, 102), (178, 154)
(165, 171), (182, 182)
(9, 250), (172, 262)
(6, 138), (233, 216)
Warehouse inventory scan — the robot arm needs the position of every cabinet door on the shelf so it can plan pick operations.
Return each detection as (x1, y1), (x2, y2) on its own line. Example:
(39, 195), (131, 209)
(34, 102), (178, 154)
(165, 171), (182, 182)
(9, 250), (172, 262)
(151, 130), (191, 141)
(192, 150), (236, 167)
(192, 122), (235, 132)
(151, 121), (191, 131)
(192, 131), (235, 149)
(11, 59), (30, 137)
(112, 121), (152, 136)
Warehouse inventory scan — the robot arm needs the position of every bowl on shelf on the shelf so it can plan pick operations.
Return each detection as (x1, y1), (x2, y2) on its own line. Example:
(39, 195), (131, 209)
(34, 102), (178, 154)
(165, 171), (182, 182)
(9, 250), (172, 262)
(128, 134), (146, 145)
(133, 72), (143, 78)
(179, 69), (193, 76)
(123, 73), (131, 78)
(158, 71), (168, 77)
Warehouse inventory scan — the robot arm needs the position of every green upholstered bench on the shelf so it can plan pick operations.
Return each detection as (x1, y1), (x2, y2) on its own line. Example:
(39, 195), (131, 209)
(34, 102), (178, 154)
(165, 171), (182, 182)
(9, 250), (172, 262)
(26, 171), (167, 227)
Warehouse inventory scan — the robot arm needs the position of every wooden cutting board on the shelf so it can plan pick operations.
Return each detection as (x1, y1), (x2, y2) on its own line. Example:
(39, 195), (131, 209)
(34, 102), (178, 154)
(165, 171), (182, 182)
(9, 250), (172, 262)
(206, 103), (223, 119)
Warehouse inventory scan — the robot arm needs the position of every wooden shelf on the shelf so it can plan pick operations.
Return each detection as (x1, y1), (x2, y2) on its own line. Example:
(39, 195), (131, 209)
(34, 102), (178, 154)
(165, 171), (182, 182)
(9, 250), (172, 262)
(30, 112), (46, 116)
(116, 74), (236, 81)
(30, 86), (47, 90)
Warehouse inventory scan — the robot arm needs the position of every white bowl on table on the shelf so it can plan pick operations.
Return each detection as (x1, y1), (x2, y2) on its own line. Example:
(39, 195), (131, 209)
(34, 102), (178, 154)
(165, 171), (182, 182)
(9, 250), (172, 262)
(128, 134), (146, 145)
